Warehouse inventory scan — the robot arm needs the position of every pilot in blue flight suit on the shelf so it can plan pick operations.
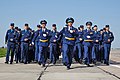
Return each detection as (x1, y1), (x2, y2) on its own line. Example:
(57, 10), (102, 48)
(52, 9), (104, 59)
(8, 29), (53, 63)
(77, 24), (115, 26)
(74, 25), (84, 63)
(60, 17), (78, 70)
(92, 25), (101, 64)
(49, 24), (60, 65)
(102, 25), (114, 65)
(32, 25), (41, 62)
(28, 28), (35, 63)
(15, 27), (21, 63)
(32, 20), (50, 67)
(14, 27), (18, 62)
(83, 21), (94, 66)
(5, 23), (17, 64)
(99, 29), (104, 63)
(21, 24), (31, 64)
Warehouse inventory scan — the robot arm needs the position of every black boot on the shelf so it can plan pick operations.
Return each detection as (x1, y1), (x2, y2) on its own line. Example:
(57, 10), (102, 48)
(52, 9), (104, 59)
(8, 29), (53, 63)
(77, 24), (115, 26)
(42, 64), (45, 67)
(38, 62), (41, 65)
(67, 66), (70, 70)
(10, 62), (13, 64)
(5, 61), (9, 64)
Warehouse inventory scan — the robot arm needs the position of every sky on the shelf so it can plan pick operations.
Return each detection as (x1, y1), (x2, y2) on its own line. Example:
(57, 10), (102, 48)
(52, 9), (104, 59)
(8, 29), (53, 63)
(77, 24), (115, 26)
(0, 0), (120, 48)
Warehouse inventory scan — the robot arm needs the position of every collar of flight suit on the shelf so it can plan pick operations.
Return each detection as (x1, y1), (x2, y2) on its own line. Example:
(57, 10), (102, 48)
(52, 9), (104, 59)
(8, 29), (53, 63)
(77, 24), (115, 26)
(42, 28), (46, 32)
(67, 26), (73, 31)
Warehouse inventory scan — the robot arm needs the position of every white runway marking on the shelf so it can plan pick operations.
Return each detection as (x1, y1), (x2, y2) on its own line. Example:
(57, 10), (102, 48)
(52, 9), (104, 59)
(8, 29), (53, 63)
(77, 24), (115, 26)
(110, 64), (120, 68)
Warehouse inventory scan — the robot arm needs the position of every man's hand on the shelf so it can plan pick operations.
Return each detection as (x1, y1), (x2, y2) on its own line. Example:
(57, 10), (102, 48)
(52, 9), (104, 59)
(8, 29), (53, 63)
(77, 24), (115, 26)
(70, 30), (73, 33)
(53, 40), (56, 42)
(48, 45), (50, 48)
(29, 44), (32, 46)
(87, 36), (91, 38)
(108, 39), (111, 42)
(79, 38), (82, 41)
(43, 34), (47, 37)
(10, 39), (13, 41)
(32, 42), (34, 45)
(59, 46), (62, 48)
(96, 40), (99, 42)
(24, 38), (28, 41)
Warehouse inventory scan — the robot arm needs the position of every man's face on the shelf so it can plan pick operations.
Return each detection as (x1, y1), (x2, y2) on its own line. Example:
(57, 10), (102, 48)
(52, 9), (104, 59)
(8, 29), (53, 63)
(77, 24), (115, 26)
(41, 24), (46, 28)
(94, 27), (98, 31)
(80, 28), (84, 31)
(52, 26), (56, 30)
(67, 22), (73, 27)
(24, 26), (28, 30)
(100, 31), (103, 34)
(38, 27), (41, 30)
(87, 25), (91, 29)
(103, 30), (105, 32)
(10, 26), (14, 29)
(105, 27), (109, 31)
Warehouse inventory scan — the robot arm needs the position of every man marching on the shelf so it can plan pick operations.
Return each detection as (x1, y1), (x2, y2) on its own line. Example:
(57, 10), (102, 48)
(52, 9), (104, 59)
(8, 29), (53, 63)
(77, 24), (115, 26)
(92, 25), (101, 64)
(5, 23), (17, 64)
(21, 24), (31, 64)
(32, 20), (50, 67)
(74, 25), (84, 63)
(32, 25), (41, 62)
(49, 24), (60, 65)
(102, 25), (114, 65)
(60, 17), (78, 70)
(83, 21), (94, 66)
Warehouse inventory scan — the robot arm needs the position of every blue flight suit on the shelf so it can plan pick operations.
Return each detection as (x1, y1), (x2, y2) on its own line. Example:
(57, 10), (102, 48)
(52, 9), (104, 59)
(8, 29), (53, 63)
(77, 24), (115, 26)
(102, 31), (114, 64)
(83, 29), (94, 65)
(5, 29), (17, 63)
(74, 30), (84, 62)
(34, 28), (50, 65)
(15, 31), (21, 63)
(99, 33), (104, 62)
(21, 30), (31, 64)
(60, 26), (78, 68)
(28, 31), (35, 63)
(28, 43), (35, 63)
(32, 29), (40, 62)
(49, 30), (60, 64)
(92, 31), (101, 62)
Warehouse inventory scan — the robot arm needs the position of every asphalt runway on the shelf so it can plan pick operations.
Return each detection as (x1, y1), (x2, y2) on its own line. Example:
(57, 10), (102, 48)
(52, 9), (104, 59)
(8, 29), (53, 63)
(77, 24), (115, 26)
(0, 49), (120, 80)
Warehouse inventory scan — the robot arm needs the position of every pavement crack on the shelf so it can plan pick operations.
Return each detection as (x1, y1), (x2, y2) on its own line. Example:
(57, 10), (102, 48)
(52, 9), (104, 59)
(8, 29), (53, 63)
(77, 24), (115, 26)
(97, 66), (120, 79)
(37, 63), (50, 80)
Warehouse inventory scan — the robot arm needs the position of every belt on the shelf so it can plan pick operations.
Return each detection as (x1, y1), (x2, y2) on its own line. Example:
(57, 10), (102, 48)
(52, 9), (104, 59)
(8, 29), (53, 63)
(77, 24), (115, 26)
(84, 40), (93, 42)
(40, 39), (48, 42)
(65, 37), (75, 40)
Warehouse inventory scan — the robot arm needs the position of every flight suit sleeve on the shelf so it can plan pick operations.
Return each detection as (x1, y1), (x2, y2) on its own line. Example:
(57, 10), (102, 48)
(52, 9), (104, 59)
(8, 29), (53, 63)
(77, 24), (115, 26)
(56, 32), (61, 42)
(32, 31), (39, 42)
(15, 32), (19, 43)
(5, 30), (8, 44)
(110, 32), (114, 43)
(28, 32), (32, 42)
(19, 32), (22, 42)
(48, 30), (52, 39)
(58, 28), (65, 46)
(92, 34), (96, 42)
(74, 29), (79, 37)
(83, 30), (86, 40)
(18, 32), (21, 43)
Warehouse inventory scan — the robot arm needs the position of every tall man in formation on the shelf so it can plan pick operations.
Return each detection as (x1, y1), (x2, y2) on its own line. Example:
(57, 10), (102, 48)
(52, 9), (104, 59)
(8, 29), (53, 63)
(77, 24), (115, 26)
(59, 18), (78, 69)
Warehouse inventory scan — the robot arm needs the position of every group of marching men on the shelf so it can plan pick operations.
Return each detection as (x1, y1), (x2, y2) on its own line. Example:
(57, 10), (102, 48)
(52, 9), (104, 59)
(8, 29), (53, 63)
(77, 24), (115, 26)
(5, 17), (114, 70)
